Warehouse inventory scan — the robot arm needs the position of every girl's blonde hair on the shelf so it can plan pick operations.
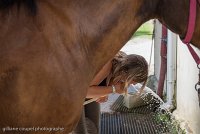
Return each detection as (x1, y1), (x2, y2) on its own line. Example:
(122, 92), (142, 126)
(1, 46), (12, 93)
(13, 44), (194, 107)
(106, 51), (148, 92)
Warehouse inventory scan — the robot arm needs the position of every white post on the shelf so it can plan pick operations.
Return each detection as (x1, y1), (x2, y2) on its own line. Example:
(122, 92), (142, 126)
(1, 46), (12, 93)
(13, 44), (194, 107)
(166, 30), (177, 110)
(160, 30), (177, 111)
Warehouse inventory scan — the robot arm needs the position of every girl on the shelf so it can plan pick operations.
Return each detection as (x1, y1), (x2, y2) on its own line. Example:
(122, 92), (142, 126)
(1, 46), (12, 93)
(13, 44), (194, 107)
(73, 51), (148, 134)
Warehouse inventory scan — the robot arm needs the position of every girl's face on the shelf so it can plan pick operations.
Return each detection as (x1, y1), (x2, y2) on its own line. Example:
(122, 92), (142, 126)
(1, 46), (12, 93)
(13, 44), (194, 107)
(120, 78), (136, 85)
(129, 81), (137, 85)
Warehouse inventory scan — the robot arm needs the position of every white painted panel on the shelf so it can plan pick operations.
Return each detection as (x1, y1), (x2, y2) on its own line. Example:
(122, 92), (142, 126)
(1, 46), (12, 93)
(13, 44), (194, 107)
(174, 38), (200, 134)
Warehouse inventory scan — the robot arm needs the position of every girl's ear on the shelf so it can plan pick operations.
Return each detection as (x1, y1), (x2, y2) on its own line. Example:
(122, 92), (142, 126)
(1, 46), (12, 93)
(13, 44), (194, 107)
(112, 59), (123, 68)
(112, 59), (118, 66)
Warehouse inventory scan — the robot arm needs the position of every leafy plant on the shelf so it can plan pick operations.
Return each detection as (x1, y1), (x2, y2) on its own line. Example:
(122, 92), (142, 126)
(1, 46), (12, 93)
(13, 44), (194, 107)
(154, 112), (186, 134)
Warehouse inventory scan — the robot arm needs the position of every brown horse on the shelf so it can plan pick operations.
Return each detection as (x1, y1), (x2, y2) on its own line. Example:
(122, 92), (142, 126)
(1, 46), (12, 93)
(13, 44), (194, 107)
(0, 0), (199, 133)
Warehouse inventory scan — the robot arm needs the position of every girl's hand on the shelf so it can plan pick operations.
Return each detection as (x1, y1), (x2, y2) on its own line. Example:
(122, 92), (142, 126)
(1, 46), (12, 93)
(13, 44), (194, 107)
(96, 96), (108, 103)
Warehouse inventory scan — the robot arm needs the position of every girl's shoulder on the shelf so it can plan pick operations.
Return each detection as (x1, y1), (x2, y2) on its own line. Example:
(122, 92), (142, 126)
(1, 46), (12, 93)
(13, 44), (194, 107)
(90, 60), (112, 86)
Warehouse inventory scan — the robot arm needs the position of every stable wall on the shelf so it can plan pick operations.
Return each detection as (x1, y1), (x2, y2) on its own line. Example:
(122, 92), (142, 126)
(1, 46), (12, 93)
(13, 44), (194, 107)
(154, 20), (200, 134)
(174, 38), (200, 134)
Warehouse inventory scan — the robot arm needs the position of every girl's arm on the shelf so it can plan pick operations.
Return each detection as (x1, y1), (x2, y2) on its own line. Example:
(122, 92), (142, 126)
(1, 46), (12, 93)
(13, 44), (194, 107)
(86, 85), (112, 98)
(87, 84), (123, 98)
(87, 60), (112, 98)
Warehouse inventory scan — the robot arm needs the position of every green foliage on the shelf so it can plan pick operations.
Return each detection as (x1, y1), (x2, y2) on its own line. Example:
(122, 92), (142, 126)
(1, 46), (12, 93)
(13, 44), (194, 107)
(132, 21), (154, 39)
(154, 112), (186, 134)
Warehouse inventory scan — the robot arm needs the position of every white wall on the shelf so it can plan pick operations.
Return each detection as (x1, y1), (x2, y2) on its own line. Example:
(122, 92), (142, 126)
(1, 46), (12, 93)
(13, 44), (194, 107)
(154, 20), (200, 134)
(174, 38), (200, 134)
